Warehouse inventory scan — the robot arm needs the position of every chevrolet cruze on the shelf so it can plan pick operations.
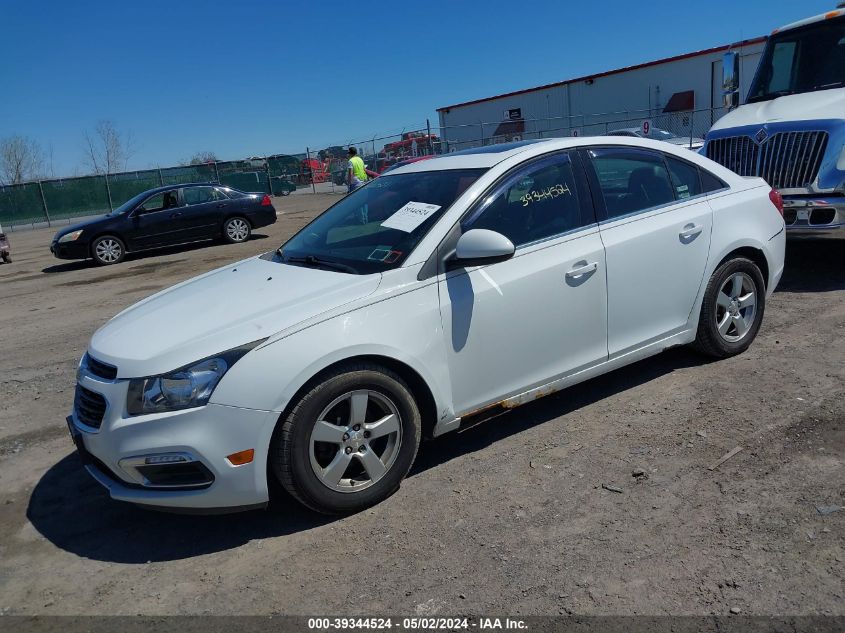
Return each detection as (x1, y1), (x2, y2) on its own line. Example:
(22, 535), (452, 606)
(67, 138), (786, 514)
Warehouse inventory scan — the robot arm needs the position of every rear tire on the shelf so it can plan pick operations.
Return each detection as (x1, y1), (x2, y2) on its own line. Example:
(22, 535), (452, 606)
(91, 235), (125, 266)
(223, 216), (251, 243)
(2, 253), (10, 264)
(271, 363), (421, 515)
(692, 257), (766, 358)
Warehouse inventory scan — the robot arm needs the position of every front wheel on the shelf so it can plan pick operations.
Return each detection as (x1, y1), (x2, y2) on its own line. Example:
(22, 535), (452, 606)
(223, 216), (251, 244)
(91, 235), (125, 266)
(692, 257), (766, 358)
(271, 364), (421, 515)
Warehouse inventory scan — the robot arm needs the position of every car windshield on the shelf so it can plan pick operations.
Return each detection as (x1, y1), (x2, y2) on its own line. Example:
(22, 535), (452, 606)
(650, 129), (676, 141)
(277, 168), (486, 274)
(747, 17), (845, 103)
(107, 190), (152, 216)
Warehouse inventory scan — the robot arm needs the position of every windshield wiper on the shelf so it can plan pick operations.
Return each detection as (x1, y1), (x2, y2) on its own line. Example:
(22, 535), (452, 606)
(747, 89), (795, 103)
(282, 253), (358, 274)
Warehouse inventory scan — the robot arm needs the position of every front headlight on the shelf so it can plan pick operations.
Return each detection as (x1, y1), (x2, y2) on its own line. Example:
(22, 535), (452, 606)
(58, 230), (83, 243)
(126, 340), (266, 416)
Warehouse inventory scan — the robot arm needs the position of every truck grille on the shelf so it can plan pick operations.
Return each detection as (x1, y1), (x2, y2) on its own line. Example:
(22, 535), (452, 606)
(706, 131), (828, 190)
(75, 385), (107, 429)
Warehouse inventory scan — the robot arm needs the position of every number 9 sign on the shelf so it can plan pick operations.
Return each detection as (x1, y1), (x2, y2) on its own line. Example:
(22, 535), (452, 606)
(642, 119), (651, 137)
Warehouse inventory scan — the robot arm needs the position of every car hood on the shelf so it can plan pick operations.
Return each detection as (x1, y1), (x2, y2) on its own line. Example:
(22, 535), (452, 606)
(53, 215), (112, 240)
(710, 88), (845, 131)
(89, 256), (382, 377)
(663, 136), (705, 147)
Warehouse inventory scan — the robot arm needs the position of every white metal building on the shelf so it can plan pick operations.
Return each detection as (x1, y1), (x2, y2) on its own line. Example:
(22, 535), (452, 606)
(436, 37), (766, 150)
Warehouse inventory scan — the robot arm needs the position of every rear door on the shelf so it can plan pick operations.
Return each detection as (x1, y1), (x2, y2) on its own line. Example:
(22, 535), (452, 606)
(179, 186), (228, 240)
(584, 147), (713, 356)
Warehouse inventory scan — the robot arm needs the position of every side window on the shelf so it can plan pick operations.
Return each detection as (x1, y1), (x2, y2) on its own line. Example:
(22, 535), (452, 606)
(665, 156), (702, 199)
(700, 168), (727, 193)
(464, 154), (585, 247)
(138, 192), (175, 213)
(589, 148), (674, 219)
(183, 186), (217, 206)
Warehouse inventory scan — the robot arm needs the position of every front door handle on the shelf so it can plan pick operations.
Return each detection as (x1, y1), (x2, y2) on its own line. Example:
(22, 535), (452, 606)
(169, 212), (182, 218)
(565, 261), (598, 279)
(216, 203), (227, 208)
(679, 223), (703, 239)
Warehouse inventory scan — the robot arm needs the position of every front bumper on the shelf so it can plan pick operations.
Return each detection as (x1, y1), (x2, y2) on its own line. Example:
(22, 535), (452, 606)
(68, 369), (278, 510)
(783, 197), (845, 238)
(51, 240), (90, 259)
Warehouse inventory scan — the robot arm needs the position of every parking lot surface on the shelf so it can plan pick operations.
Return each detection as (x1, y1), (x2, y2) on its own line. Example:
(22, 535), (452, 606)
(0, 193), (842, 616)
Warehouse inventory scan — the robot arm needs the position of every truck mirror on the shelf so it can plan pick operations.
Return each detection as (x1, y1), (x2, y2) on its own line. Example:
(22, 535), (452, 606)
(722, 51), (740, 110)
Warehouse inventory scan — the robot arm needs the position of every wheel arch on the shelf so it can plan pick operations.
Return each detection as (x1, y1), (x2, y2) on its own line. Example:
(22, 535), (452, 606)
(715, 245), (769, 290)
(273, 353), (439, 440)
(88, 231), (128, 257)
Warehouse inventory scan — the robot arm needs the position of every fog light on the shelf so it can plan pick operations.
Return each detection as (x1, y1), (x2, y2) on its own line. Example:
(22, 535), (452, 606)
(145, 454), (188, 465)
(226, 449), (255, 466)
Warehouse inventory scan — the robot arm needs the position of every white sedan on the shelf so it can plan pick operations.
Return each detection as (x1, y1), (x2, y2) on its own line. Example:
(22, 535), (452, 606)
(68, 137), (786, 514)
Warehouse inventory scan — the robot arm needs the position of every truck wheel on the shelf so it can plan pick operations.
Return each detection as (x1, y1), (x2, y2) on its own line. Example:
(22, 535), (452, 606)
(271, 363), (421, 515)
(692, 257), (766, 358)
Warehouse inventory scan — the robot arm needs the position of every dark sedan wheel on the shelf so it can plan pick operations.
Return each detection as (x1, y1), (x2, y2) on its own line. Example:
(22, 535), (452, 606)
(91, 235), (125, 266)
(271, 363), (421, 515)
(223, 217), (251, 244)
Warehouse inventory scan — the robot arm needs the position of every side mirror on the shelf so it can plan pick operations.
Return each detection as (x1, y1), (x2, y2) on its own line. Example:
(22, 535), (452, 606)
(447, 228), (515, 270)
(722, 51), (740, 110)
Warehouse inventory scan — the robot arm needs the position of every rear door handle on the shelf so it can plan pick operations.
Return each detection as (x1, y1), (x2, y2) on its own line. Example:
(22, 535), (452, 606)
(169, 212), (182, 218)
(216, 203), (227, 208)
(679, 223), (703, 239)
(565, 261), (598, 279)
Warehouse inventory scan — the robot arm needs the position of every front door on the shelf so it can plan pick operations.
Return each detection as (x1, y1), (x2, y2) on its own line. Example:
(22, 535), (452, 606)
(584, 147), (713, 356)
(127, 190), (185, 249)
(438, 151), (608, 415)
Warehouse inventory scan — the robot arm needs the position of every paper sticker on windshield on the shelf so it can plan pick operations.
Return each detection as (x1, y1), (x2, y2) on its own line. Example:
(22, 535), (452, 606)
(381, 201), (441, 233)
(676, 184), (690, 199)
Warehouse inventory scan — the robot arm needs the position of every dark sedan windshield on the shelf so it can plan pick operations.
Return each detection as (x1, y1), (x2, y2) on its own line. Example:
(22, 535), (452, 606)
(748, 17), (845, 103)
(107, 190), (151, 216)
(278, 168), (486, 274)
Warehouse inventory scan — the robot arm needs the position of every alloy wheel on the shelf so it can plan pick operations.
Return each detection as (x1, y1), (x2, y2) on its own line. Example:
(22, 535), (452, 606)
(95, 238), (122, 264)
(309, 390), (403, 493)
(715, 272), (757, 343)
(226, 219), (250, 242)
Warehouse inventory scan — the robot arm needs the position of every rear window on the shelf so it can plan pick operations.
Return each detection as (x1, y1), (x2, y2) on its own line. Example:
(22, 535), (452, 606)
(700, 169), (727, 193)
(666, 156), (702, 199)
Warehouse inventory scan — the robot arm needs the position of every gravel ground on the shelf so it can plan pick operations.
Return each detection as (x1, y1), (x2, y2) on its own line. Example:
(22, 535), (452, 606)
(0, 194), (842, 616)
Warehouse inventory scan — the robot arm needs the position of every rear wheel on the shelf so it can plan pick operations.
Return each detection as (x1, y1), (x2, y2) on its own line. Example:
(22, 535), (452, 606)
(271, 364), (421, 515)
(223, 216), (251, 243)
(692, 257), (766, 358)
(2, 253), (10, 264)
(91, 235), (125, 266)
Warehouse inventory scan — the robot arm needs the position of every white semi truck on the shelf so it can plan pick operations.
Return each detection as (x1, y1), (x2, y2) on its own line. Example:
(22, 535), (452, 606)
(703, 5), (845, 237)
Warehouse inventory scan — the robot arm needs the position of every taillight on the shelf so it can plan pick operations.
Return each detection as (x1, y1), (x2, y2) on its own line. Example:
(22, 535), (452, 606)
(769, 189), (784, 217)
(261, 194), (272, 206)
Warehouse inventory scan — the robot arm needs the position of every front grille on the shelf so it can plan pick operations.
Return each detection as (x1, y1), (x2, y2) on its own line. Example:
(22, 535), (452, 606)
(706, 131), (828, 190)
(85, 354), (117, 380)
(75, 385), (107, 429)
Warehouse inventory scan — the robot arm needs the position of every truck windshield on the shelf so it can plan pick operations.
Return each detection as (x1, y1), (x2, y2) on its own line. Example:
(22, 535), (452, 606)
(277, 168), (486, 274)
(747, 16), (845, 103)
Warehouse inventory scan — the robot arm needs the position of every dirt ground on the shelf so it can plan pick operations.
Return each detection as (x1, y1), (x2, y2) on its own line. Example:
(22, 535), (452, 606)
(0, 194), (842, 616)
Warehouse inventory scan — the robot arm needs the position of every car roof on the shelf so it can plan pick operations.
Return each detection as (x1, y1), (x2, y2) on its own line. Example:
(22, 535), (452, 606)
(135, 182), (230, 195)
(388, 136), (700, 174)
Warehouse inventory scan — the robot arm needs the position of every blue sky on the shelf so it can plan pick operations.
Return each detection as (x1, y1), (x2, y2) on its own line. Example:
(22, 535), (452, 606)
(0, 0), (833, 177)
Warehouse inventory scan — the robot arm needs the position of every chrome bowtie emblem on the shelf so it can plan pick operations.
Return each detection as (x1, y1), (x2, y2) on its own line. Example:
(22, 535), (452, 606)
(755, 128), (768, 144)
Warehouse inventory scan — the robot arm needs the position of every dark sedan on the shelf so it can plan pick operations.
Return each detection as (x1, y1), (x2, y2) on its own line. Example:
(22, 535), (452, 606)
(50, 183), (277, 265)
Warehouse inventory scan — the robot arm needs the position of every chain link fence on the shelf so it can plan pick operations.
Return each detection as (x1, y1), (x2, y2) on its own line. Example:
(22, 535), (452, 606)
(0, 108), (724, 229)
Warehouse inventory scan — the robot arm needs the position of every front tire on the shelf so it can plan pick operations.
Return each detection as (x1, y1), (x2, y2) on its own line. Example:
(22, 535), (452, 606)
(271, 363), (421, 515)
(692, 257), (766, 358)
(223, 216), (251, 243)
(91, 235), (125, 266)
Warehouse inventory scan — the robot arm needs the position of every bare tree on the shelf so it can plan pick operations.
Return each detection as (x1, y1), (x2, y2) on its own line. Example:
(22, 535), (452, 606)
(82, 120), (137, 175)
(181, 151), (218, 166)
(0, 135), (45, 185)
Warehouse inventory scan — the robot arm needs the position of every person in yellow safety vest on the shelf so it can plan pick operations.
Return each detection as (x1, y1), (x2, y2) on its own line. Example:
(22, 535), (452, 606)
(347, 146), (369, 193)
